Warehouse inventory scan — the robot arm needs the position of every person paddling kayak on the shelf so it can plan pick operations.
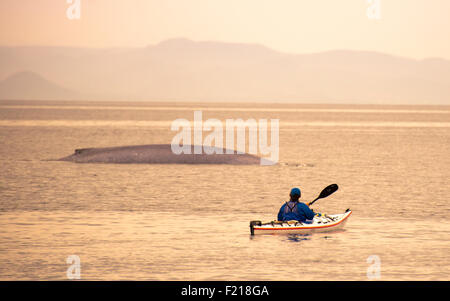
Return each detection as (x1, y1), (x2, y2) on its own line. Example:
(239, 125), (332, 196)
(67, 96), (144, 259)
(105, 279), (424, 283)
(277, 188), (316, 223)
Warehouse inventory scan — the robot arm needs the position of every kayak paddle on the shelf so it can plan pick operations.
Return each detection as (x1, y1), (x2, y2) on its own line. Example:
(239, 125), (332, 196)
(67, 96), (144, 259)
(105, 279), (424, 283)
(307, 184), (339, 206)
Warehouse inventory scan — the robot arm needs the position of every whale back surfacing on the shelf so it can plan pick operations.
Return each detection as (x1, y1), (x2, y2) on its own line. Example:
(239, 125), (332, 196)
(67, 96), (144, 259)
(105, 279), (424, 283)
(59, 144), (264, 165)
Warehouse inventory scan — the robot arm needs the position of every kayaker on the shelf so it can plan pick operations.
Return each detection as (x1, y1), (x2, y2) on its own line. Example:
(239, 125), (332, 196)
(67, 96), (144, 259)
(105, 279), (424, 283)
(277, 188), (316, 223)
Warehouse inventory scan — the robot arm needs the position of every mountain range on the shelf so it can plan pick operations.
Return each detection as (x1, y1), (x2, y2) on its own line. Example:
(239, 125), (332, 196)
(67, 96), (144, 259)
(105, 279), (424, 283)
(1, 38), (449, 104)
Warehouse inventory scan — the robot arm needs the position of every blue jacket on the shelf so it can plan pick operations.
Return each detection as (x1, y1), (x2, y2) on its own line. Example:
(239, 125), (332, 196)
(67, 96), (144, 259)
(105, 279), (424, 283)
(278, 201), (315, 222)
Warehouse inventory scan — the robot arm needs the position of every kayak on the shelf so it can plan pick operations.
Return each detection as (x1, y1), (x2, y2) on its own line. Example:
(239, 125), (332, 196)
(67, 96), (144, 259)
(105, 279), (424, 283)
(249, 209), (352, 235)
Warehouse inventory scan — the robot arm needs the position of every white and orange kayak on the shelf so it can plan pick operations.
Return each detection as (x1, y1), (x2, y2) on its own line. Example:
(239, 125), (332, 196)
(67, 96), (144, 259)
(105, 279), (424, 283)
(250, 209), (352, 235)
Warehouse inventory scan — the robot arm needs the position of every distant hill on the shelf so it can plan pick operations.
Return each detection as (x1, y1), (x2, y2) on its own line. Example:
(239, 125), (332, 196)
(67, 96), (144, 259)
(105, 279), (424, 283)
(0, 39), (449, 104)
(0, 71), (80, 100)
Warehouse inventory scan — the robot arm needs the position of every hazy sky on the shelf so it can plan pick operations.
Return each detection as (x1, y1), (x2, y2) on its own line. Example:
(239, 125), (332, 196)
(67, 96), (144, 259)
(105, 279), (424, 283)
(1, 0), (449, 59)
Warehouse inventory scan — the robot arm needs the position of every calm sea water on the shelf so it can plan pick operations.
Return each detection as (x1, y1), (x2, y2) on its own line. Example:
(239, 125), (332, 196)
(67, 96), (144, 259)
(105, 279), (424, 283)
(0, 101), (449, 280)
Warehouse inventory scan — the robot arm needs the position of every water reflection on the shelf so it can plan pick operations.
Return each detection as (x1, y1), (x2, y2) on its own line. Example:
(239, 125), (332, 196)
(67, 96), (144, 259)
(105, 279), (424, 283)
(286, 234), (310, 242)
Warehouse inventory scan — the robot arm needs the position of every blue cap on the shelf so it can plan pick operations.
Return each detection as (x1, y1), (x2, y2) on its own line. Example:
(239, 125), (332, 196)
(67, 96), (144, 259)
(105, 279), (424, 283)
(290, 187), (301, 197)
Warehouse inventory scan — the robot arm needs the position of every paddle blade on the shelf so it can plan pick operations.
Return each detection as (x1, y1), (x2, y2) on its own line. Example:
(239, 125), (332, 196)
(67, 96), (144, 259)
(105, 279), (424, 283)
(318, 184), (339, 199)
(308, 184), (339, 206)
